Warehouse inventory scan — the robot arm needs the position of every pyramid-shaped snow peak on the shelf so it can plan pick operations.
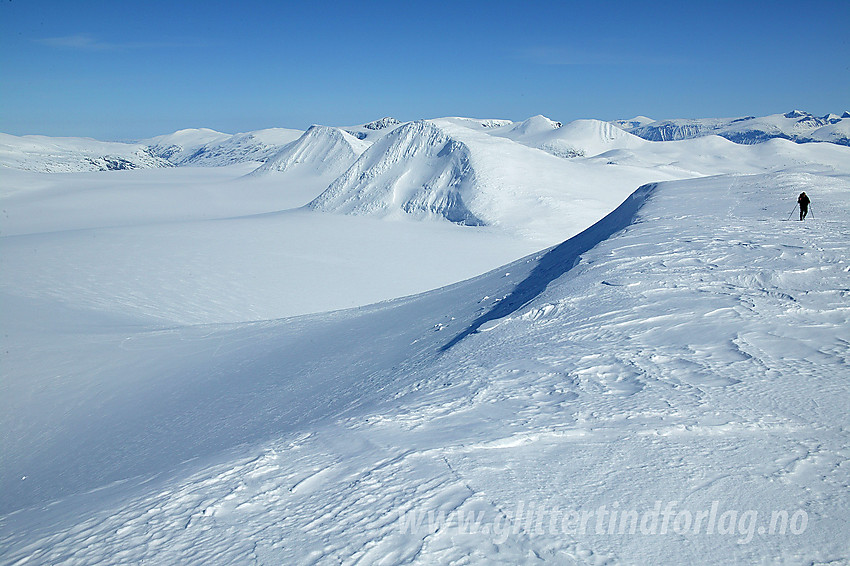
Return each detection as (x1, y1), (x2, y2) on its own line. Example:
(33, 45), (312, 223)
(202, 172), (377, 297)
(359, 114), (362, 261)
(534, 119), (647, 158)
(507, 114), (562, 137)
(252, 126), (369, 177)
(490, 117), (645, 158)
(308, 121), (484, 225)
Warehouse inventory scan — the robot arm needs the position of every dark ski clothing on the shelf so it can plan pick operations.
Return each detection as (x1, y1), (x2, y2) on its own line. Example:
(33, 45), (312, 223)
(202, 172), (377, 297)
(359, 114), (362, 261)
(798, 192), (810, 220)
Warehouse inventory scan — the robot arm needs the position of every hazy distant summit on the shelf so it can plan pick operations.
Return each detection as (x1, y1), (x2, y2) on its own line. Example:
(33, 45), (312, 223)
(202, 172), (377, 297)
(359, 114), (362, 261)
(617, 109), (850, 146)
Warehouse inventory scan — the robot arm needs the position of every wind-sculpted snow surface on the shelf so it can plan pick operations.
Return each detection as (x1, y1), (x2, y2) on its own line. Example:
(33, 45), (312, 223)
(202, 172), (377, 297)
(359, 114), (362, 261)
(441, 183), (657, 350)
(2, 165), (850, 564)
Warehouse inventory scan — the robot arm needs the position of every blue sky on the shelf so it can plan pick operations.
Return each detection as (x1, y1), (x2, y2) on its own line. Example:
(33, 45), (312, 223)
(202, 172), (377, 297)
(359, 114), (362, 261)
(2, 0), (848, 140)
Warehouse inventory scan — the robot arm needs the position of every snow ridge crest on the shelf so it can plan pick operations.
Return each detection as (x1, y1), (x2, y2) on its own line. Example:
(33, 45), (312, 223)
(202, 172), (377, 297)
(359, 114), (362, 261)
(251, 125), (368, 176)
(308, 120), (484, 225)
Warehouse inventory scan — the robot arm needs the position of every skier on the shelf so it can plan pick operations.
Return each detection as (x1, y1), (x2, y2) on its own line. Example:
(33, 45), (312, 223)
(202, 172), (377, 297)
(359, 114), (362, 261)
(797, 192), (810, 221)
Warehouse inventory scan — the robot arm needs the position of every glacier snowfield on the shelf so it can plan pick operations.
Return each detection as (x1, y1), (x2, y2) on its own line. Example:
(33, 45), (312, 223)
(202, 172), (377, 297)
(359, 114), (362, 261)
(1, 114), (849, 564)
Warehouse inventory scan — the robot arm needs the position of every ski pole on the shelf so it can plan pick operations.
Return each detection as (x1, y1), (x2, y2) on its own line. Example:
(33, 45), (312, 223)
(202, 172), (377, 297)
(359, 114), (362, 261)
(787, 204), (798, 221)
(809, 204), (815, 219)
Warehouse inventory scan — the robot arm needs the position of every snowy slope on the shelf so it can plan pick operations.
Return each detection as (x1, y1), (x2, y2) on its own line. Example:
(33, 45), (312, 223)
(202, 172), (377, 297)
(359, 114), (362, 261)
(2, 112), (850, 565)
(0, 133), (171, 172)
(144, 128), (235, 164)
(802, 119), (850, 145)
(309, 118), (671, 241)
(165, 127), (304, 166)
(0, 164), (533, 324)
(2, 165), (848, 564)
(0, 127), (305, 172)
(611, 115), (655, 130)
(308, 120), (485, 225)
(619, 109), (850, 145)
(251, 125), (369, 179)
(308, 117), (846, 243)
(491, 116), (648, 158)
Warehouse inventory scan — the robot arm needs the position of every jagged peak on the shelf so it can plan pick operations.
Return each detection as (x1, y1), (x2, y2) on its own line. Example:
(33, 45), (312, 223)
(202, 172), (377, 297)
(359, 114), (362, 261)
(362, 117), (402, 131)
(784, 110), (811, 119)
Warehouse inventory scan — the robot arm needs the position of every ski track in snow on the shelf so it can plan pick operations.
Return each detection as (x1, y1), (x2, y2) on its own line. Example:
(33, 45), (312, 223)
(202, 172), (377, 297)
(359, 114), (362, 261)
(2, 168), (849, 564)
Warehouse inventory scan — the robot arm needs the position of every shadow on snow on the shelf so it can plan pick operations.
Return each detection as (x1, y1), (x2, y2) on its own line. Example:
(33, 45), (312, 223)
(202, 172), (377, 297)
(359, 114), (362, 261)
(441, 183), (659, 351)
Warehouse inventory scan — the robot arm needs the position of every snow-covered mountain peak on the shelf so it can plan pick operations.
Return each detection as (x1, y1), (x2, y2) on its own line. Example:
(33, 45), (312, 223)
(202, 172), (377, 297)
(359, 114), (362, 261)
(148, 127), (229, 144)
(784, 109), (810, 119)
(611, 116), (655, 130)
(618, 110), (849, 146)
(559, 119), (641, 142)
(488, 117), (646, 159)
(362, 117), (401, 131)
(143, 127), (303, 166)
(344, 117), (407, 142)
(308, 120), (483, 225)
(145, 128), (232, 163)
(251, 125), (368, 177)
(508, 114), (562, 136)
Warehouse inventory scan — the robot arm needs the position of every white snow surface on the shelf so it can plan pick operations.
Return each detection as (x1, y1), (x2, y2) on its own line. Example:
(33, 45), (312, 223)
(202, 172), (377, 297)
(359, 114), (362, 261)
(2, 115), (850, 565)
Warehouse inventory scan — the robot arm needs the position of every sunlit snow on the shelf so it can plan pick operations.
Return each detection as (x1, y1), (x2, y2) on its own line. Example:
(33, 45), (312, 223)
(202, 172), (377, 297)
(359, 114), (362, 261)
(1, 113), (849, 564)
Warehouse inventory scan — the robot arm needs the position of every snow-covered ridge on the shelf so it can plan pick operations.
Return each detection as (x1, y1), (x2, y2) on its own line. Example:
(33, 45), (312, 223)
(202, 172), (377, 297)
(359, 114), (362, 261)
(144, 128), (233, 163)
(344, 117), (406, 142)
(308, 120), (484, 225)
(157, 128), (304, 166)
(0, 133), (171, 172)
(491, 116), (646, 158)
(616, 109), (850, 146)
(4, 110), (849, 172)
(251, 125), (369, 178)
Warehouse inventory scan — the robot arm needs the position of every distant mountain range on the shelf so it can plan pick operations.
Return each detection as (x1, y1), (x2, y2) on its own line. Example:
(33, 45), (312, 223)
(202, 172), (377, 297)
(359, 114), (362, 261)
(1, 110), (847, 174)
(613, 109), (850, 145)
